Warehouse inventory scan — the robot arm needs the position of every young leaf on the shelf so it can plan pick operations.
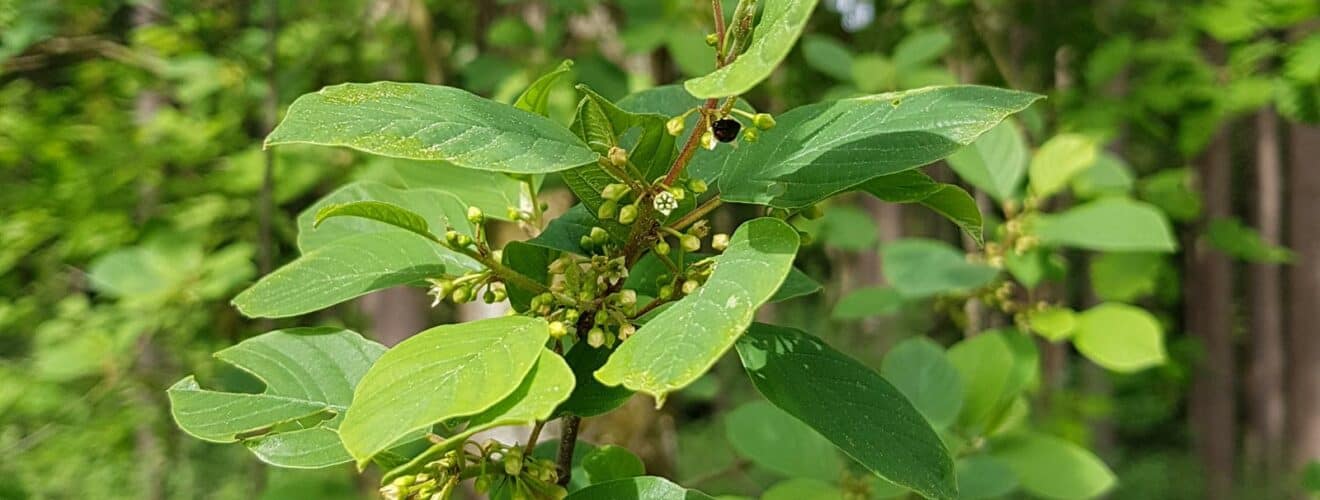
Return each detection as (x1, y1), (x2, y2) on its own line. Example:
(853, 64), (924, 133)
(881, 238), (999, 298)
(736, 324), (957, 500)
(167, 328), (384, 468)
(684, 0), (822, 98)
(313, 200), (438, 244)
(1027, 306), (1078, 342)
(945, 120), (1028, 201)
(1089, 252), (1164, 302)
(1027, 134), (1098, 198)
(1033, 198), (1178, 252)
(725, 400), (844, 481)
(718, 86), (1043, 208)
(801, 34), (855, 81)
(919, 184), (985, 245)
(880, 338), (964, 429)
(266, 82), (597, 174)
(582, 445), (646, 484)
(515, 59), (574, 116)
(990, 433), (1116, 499)
(339, 316), (549, 464)
(296, 181), (472, 253)
(1207, 217), (1294, 263)
(564, 476), (717, 500)
(554, 343), (634, 418)
(955, 456), (1019, 500)
(594, 218), (799, 402)
(947, 330), (1038, 435)
(1072, 303), (1166, 372)
(1071, 152), (1135, 198)
(232, 232), (467, 318)
(381, 349), (574, 483)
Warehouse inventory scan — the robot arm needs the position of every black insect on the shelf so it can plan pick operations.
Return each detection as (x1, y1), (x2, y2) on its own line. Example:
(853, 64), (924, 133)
(711, 118), (742, 143)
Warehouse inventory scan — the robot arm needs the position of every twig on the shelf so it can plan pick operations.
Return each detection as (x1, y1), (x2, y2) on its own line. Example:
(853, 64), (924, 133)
(712, 0), (727, 65)
(555, 417), (582, 485)
(524, 421), (546, 455)
(668, 197), (723, 231)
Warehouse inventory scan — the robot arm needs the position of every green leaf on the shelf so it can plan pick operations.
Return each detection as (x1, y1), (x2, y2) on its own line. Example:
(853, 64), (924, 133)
(555, 343), (634, 418)
(858, 171), (984, 243)
(615, 85), (755, 183)
(1072, 303), (1166, 373)
(736, 324), (957, 500)
(564, 476), (717, 500)
(167, 328), (384, 468)
(266, 82), (597, 174)
(770, 267), (823, 302)
(817, 205), (879, 251)
(1033, 198), (1178, 252)
(945, 120), (1028, 201)
(595, 218), (800, 402)
(947, 330), (1037, 435)
(684, 0), (821, 98)
(296, 181), (473, 253)
(1139, 168), (1203, 222)
(990, 433), (1116, 499)
(1028, 134), (1098, 198)
(881, 338), (964, 430)
(919, 185), (985, 245)
(763, 478), (846, 500)
(725, 401), (843, 481)
(313, 201), (438, 243)
(502, 241), (553, 312)
(881, 239), (999, 299)
(382, 348), (575, 483)
(383, 159), (526, 222)
(1070, 152), (1134, 199)
(1207, 217), (1294, 263)
(1027, 306), (1077, 342)
(851, 55), (897, 93)
(1089, 252), (1164, 302)
(718, 86), (1042, 208)
(582, 445), (646, 484)
(955, 456), (1019, 500)
(232, 232), (462, 318)
(528, 204), (599, 255)
(832, 286), (905, 320)
(801, 34), (855, 81)
(515, 60), (575, 116)
(339, 316), (549, 464)
(893, 29), (953, 70)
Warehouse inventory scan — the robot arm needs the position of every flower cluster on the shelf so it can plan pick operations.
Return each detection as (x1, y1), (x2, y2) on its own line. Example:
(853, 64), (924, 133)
(381, 441), (564, 500)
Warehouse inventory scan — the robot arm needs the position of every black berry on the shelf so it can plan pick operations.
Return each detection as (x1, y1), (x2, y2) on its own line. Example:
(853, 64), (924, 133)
(712, 118), (741, 143)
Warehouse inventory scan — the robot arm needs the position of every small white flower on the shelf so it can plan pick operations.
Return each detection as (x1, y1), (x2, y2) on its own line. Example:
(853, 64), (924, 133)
(653, 191), (679, 216)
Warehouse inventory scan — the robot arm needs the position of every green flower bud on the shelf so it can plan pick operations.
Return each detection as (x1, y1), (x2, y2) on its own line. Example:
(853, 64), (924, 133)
(445, 230), (462, 246)
(669, 187), (686, 201)
(393, 475), (417, 487)
(711, 233), (730, 251)
(590, 226), (609, 245)
(607, 146), (628, 168)
(681, 279), (699, 295)
(798, 231), (814, 246)
(666, 116), (685, 136)
(705, 32), (719, 46)
(600, 183), (629, 201)
(507, 207), (522, 220)
(659, 284), (675, 299)
(380, 484), (403, 500)
(801, 204), (825, 220)
(618, 323), (636, 340)
(618, 204), (638, 224)
(587, 327), (606, 348)
(474, 475), (492, 494)
(548, 321), (568, 338)
(563, 309), (580, 322)
(701, 130), (716, 150)
(654, 240), (671, 256)
(742, 128), (759, 143)
(504, 449), (523, 476)
(688, 178), (709, 194)
(753, 113), (776, 130)
(451, 286), (471, 304)
(579, 235), (594, 249)
(680, 234), (701, 252)
(483, 289), (497, 303)
(577, 290), (594, 303)
(616, 289), (637, 307)
(595, 310), (609, 324)
(597, 199), (618, 220)
(492, 288), (507, 302)
(467, 206), (484, 224)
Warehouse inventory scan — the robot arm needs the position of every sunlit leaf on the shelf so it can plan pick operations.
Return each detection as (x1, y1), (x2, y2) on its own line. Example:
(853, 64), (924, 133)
(684, 0), (821, 98)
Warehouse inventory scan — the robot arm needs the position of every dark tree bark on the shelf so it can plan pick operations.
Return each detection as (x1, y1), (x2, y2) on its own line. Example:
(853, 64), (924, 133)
(1247, 106), (1286, 483)
(1186, 123), (1237, 500)
(1286, 123), (1320, 472)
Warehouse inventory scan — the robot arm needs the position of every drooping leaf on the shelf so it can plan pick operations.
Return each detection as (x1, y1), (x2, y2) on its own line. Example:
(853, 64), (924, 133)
(582, 445), (646, 484)
(564, 476), (717, 500)
(725, 401), (843, 481)
(266, 82), (597, 173)
(1072, 303), (1166, 372)
(684, 0), (822, 98)
(945, 120), (1028, 201)
(990, 433), (1116, 500)
(1028, 134), (1098, 198)
(881, 238), (999, 299)
(859, 171), (985, 243)
(880, 338), (964, 430)
(919, 184), (985, 245)
(736, 324), (957, 500)
(313, 201), (438, 244)
(595, 218), (799, 402)
(339, 316), (549, 464)
(1033, 198), (1178, 252)
(832, 286), (905, 320)
(555, 343), (634, 418)
(296, 181), (472, 253)
(955, 455), (1019, 500)
(515, 59), (575, 116)
(381, 349), (574, 483)
(232, 232), (466, 318)
(167, 328), (384, 468)
(770, 267), (823, 302)
(718, 86), (1042, 208)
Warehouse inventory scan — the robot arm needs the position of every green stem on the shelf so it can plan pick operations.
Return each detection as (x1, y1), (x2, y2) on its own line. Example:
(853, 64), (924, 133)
(669, 197), (723, 231)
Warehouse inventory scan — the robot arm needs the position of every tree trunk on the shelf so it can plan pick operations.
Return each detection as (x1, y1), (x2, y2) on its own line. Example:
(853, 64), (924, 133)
(1247, 106), (1286, 484)
(1186, 123), (1236, 500)
(1286, 123), (1320, 472)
